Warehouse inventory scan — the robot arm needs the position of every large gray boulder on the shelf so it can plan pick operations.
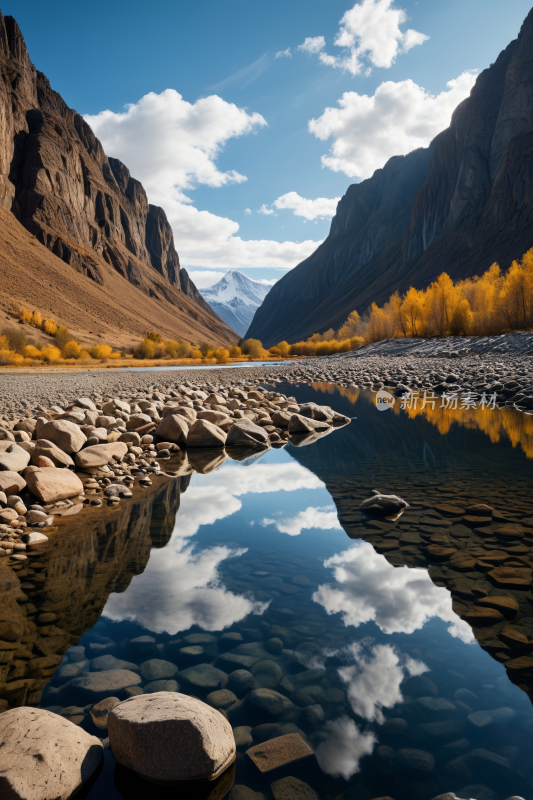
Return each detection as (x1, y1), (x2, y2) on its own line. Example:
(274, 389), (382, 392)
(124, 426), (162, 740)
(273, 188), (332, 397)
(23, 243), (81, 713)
(155, 414), (189, 445)
(35, 420), (87, 454)
(226, 418), (269, 447)
(187, 419), (226, 448)
(108, 692), (236, 782)
(0, 707), (102, 800)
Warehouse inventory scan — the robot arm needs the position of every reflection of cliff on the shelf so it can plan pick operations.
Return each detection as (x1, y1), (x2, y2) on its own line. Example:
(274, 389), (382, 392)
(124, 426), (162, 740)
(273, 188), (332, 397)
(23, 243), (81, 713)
(0, 476), (181, 710)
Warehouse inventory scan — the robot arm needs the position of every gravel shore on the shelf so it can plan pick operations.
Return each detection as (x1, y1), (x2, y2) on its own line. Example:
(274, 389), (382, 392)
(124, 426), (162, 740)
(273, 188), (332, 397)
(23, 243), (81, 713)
(1, 332), (533, 423)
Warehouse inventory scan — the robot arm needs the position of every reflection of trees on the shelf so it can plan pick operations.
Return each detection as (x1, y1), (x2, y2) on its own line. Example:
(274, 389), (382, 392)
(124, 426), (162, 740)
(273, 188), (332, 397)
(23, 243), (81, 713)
(0, 474), (182, 711)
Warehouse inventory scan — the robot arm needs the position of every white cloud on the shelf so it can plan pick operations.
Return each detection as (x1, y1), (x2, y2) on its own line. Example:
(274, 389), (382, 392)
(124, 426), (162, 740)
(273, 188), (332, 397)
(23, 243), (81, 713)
(337, 641), (427, 723)
(299, 0), (428, 76)
(254, 277), (278, 286)
(258, 204), (276, 216)
(244, 208), (252, 215)
(309, 70), (478, 179)
(85, 90), (321, 269)
(272, 192), (340, 221)
(275, 47), (292, 58)
(315, 716), (376, 779)
(298, 36), (326, 55)
(261, 505), (341, 536)
(187, 270), (226, 289)
(313, 542), (474, 643)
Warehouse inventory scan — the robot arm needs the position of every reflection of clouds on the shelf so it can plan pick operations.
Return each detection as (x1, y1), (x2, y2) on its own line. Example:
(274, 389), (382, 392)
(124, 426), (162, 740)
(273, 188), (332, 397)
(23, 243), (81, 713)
(260, 505), (341, 536)
(104, 543), (269, 634)
(313, 542), (474, 643)
(315, 716), (376, 780)
(338, 641), (427, 723)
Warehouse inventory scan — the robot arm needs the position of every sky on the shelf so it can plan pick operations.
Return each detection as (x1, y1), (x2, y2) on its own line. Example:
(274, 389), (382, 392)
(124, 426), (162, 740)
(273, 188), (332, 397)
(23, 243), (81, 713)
(7, 0), (532, 288)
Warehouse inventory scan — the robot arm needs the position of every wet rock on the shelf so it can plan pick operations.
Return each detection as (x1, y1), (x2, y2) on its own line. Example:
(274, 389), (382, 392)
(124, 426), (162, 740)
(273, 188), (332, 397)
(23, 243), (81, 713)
(247, 688), (295, 717)
(467, 708), (515, 728)
(129, 636), (157, 656)
(179, 663), (229, 690)
(143, 680), (180, 693)
(288, 414), (331, 434)
(230, 786), (263, 800)
(104, 483), (133, 498)
(91, 655), (140, 673)
(108, 692), (236, 782)
(233, 726), (254, 748)
(416, 697), (456, 711)
(67, 669), (142, 699)
(265, 637), (283, 656)
(187, 419), (226, 448)
(206, 689), (238, 709)
(139, 659), (178, 681)
(226, 418), (270, 447)
(270, 776), (319, 800)
(360, 494), (409, 516)
(299, 704), (325, 728)
(90, 697), (121, 730)
(36, 420), (87, 454)
(395, 748), (435, 772)
(25, 467), (84, 503)
(228, 669), (255, 695)
(246, 732), (313, 773)
(0, 470), (27, 495)
(0, 707), (102, 799)
(53, 660), (89, 685)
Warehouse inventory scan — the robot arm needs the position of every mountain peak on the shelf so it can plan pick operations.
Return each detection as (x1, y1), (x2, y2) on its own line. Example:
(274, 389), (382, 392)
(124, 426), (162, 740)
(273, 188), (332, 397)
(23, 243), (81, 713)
(200, 270), (272, 337)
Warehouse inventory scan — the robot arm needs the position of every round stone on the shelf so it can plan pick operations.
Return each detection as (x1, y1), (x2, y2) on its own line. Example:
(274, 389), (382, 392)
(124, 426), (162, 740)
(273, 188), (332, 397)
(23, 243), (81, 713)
(140, 659), (178, 681)
(247, 688), (295, 717)
(108, 691), (236, 782)
(228, 669), (255, 695)
(206, 689), (238, 710)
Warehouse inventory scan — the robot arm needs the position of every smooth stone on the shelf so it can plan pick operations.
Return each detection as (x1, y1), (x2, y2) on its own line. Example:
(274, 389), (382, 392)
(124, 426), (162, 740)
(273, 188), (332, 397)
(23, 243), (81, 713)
(395, 748), (435, 772)
(187, 418), (226, 448)
(270, 776), (319, 800)
(91, 655), (140, 674)
(228, 669), (255, 695)
(24, 467), (84, 503)
(416, 697), (456, 711)
(0, 443), (30, 472)
(108, 692), (236, 782)
(247, 689), (295, 717)
(143, 680), (180, 693)
(36, 420), (87, 454)
(233, 726), (254, 748)
(75, 442), (128, 468)
(226, 418), (269, 447)
(90, 697), (120, 730)
(179, 663), (229, 690)
(154, 414), (189, 445)
(206, 689), (238, 710)
(67, 669), (142, 699)
(252, 723), (284, 741)
(360, 494), (409, 516)
(0, 707), (102, 799)
(140, 659), (178, 681)
(246, 733), (313, 773)
(264, 638), (283, 656)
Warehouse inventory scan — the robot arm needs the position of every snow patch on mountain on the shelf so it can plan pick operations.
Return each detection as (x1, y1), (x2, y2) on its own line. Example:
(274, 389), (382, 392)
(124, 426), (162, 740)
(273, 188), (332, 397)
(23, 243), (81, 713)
(200, 270), (272, 336)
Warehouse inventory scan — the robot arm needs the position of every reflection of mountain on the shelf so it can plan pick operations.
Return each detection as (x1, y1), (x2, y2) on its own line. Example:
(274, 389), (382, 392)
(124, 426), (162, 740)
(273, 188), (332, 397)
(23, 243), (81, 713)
(0, 475), (181, 710)
(284, 384), (533, 705)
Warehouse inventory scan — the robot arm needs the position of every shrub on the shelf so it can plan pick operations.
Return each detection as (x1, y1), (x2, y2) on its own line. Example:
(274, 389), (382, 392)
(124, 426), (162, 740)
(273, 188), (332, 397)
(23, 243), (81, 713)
(63, 341), (82, 359)
(241, 338), (263, 358)
(137, 338), (156, 359)
(147, 331), (162, 343)
(55, 325), (72, 349)
(19, 308), (32, 324)
(214, 348), (230, 363)
(1, 327), (27, 353)
(43, 319), (57, 336)
(89, 344), (115, 360)
(41, 346), (61, 362)
(31, 311), (42, 328)
(191, 349), (202, 359)
(228, 345), (242, 358)
(0, 349), (24, 366)
(199, 342), (211, 357)
(24, 345), (43, 359)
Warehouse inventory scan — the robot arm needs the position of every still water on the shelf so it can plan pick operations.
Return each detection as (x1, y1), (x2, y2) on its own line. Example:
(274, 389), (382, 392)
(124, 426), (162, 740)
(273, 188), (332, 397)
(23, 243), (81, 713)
(7, 383), (533, 800)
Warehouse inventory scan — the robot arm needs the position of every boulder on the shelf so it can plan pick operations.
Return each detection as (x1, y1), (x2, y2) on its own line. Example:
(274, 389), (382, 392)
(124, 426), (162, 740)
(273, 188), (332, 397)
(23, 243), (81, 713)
(226, 418), (269, 447)
(14, 419), (37, 436)
(67, 669), (142, 699)
(187, 419), (227, 448)
(0, 707), (102, 800)
(360, 493), (409, 516)
(270, 776), (320, 800)
(0, 426), (15, 441)
(0, 471), (26, 495)
(25, 467), (84, 503)
(108, 692), (236, 782)
(247, 688), (295, 717)
(155, 414), (189, 445)
(36, 420), (87, 454)
(288, 414), (330, 434)
(32, 439), (74, 467)
(164, 406), (197, 425)
(126, 413), (153, 431)
(246, 733), (313, 773)
(140, 659), (178, 681)
(90, 697), (121, 730)
(0, 443), (30, 472)
(179, 663), (229, 690)
(75, 442), (128, 468)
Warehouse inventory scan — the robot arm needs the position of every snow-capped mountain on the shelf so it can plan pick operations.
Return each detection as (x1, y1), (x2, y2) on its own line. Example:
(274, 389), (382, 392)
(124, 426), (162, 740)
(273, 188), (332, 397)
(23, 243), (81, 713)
(200, 271), (272, 337)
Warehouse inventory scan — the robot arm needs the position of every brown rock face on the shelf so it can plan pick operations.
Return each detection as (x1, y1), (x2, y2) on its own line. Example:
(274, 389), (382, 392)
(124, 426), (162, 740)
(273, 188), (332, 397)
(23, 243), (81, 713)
(0, 12), (236, 345)
(248, 8), (533, 346)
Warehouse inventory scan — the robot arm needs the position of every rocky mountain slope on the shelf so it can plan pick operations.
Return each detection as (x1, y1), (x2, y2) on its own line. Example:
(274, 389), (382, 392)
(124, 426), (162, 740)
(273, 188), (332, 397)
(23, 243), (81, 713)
(200, 271), (271, 336)
(0, 12), (235, 347)
(248, 8), (533, 347)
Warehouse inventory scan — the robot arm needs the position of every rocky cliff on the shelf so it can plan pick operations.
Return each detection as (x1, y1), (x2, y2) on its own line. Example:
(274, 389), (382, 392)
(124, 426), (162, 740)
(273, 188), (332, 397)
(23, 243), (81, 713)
(0, 12), (234, 345)
(248, 8), (533, 347)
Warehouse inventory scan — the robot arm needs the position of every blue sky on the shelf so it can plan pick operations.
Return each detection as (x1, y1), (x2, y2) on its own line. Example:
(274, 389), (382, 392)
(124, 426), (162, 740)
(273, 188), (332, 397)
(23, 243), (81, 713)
(7, 0), (532, 287)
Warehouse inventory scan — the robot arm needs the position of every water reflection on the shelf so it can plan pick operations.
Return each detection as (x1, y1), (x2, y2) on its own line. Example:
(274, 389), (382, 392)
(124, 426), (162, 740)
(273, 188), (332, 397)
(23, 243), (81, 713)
(314, 542), (474, 642)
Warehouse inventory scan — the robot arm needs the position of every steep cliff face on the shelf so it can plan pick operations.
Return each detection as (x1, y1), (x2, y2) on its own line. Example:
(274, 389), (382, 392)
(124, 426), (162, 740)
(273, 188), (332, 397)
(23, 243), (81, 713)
(0, 12), (236, 345)
(248, 8), (533, 347)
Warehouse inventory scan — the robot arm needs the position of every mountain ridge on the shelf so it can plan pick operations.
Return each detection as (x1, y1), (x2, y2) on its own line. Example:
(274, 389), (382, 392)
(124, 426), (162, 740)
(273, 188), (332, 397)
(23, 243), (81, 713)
(248, 8), (533, 347)
(0, 11), (235, 347)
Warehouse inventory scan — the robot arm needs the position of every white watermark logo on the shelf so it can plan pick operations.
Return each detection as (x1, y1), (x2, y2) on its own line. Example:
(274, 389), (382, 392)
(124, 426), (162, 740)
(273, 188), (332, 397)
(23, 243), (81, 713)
(376, 389), (396, 411)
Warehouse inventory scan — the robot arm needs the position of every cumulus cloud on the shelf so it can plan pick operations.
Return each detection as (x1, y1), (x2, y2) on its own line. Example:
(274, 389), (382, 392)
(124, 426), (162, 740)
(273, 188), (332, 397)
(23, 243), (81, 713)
(275, 47), (292, 58)
(272, 192), (341, 221)
(85, 90), (321, 269)
(261, 505), (341, 536)
(254, 277), (278, 286)
(187, 270), (227, 289)
(298, 0), (428, 76)
(337, 640), (428, 723)
(313, 542), (474, 643)
(315, 716), (376, 779)
(244, 208), (252, 215)
(258, 204), (276, 216)
(309, 70), (478, 179)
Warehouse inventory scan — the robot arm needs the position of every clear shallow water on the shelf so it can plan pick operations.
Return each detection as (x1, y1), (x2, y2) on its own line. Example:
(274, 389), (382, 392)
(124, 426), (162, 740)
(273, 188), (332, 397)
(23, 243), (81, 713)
(5, 384), (533, 800)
